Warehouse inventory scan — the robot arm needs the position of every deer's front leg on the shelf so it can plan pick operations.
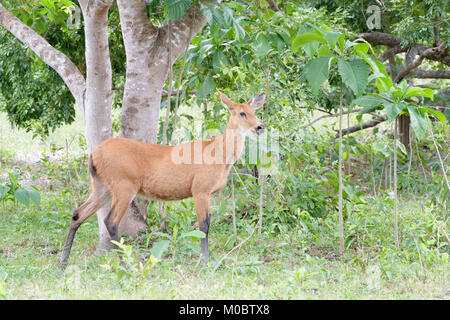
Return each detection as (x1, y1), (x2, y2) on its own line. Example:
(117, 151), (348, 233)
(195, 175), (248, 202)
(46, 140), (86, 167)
(193, 193), (211, 263)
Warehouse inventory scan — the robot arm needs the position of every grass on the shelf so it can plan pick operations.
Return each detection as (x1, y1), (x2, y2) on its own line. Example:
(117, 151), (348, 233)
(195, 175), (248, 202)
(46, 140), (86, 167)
(0, 111), (449, 300)
(1, 193), (448, 299)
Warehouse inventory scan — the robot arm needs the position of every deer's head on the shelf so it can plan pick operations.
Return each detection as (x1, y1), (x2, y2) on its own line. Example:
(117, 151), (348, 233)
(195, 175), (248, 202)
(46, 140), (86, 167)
(218, 90), (266, 136)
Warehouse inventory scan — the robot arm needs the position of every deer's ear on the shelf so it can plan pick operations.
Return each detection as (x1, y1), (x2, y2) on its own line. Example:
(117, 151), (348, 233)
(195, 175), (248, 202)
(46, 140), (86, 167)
(218, 90), (236, 110)
(248, 92), (266, 109)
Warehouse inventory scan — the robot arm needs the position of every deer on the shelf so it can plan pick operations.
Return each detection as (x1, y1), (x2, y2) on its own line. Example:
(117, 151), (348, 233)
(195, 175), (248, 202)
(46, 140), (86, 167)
(59, 90), (266, 266)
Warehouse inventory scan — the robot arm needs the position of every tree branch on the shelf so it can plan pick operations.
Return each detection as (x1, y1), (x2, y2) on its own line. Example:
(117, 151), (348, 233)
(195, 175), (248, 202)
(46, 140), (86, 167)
(0, 3), (86, 111)
(304, 108), (362, 128)
(334, 114), (387, 139)
(361, 32), (402, 47)
(413, 69), (450, 79)
(362, 32), (450, 66)
(379, 45), (407, 62)
(394, 42), (446, 82)
(266, 0), (281, 11)
(168, 3), (207, 62)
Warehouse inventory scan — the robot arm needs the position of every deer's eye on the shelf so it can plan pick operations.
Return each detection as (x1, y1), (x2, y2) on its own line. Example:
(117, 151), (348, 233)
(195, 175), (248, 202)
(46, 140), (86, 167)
(240, 112), (247, 118)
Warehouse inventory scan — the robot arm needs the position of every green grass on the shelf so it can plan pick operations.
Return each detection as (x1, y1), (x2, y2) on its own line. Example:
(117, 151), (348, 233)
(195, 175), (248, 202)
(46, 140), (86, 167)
(0, 193), (448, 299)
(0, 111), (448, 300)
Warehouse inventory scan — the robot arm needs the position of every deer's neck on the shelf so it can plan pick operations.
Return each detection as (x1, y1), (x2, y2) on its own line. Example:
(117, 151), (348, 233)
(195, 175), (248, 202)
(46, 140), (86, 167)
(210, 123), (246, 166)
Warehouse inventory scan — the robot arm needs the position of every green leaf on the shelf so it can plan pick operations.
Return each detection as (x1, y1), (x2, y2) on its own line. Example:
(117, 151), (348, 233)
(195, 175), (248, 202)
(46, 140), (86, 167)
(353, 43), (370, 54)
(0, 185), (10, 200)
(165, 0), (193, 20)
(363, 56), (389, 79)
(375, 76), (393, 93)
(396, 139), (407, 155)
(292, 32), (326, 52)
(354, 95), (385, 116)
(317, 45), (332, 57)
(302, 42), (320, 58)
(337, 57), (369, 97)
(404, 87), (434, 100)
(407, 105), (427, 140)
(303, 56), (331, 96)
(212, 50), (229, 71)
(323, 31), (341, 49)
(352, 95), (384, 108)
(150, 240), (170, 260)
(197, 76), (215, 100)
(253, 33), (270, 58)
(8, 172), (19, 189)
(421, 107), (447, 125)
(233, 19), (246, 41)
(384, 102), (405, 122)
(179, 230), (206, 239)
(27, 187), (40, 207)
(200, 3), (214, 23)
(14, 188), (30, 208)
(337, 33), (345, 51)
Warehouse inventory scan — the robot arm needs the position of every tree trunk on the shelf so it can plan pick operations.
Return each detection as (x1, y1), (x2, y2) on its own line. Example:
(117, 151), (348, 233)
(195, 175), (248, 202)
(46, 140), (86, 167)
(398, 114), (410, 148)
(78, 0), (115, 249)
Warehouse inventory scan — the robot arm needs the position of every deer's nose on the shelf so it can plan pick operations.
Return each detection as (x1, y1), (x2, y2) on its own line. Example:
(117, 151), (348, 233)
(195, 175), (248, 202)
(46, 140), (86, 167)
(256, 124), (265, 134)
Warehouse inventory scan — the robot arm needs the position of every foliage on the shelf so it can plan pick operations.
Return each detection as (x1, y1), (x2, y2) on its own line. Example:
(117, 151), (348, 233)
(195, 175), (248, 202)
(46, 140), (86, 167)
(0, 29), (76, 136)
(355, 80), (447, 140)
(0, 0), (128, 137)
(311, 0), (450, 47)
(100, 238), (160, 287)
(149, 224), (206, 260)
(0, 171), (40, 208)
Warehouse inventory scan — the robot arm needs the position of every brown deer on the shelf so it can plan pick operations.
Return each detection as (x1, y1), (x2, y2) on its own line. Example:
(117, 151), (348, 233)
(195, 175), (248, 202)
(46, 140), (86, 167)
(59, 90), (266, 266)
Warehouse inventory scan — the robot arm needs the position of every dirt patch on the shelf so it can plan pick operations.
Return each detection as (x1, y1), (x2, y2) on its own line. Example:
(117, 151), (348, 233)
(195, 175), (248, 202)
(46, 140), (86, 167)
(17, 238), (31, 246)
(259, 257), (275, 264)
(1, 247), (15, 258)
(45, 248), (60, 255)
(306, 245), (340, 261)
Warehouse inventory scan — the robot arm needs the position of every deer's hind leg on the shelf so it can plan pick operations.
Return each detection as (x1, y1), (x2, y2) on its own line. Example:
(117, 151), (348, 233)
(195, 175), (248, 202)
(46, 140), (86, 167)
(59, 177), (111, 266)
(103, 182), (138, 264)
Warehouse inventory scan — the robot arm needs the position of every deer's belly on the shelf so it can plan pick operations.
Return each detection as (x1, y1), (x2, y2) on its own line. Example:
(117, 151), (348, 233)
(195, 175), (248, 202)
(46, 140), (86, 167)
(139, 172), (193, 201)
